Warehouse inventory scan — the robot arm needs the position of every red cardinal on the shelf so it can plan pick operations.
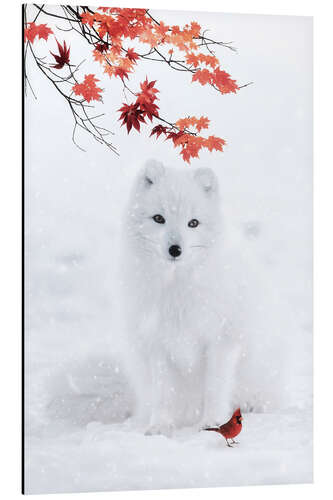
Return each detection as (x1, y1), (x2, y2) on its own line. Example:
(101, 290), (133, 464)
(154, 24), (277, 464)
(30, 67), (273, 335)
(204, 408), (243, 447)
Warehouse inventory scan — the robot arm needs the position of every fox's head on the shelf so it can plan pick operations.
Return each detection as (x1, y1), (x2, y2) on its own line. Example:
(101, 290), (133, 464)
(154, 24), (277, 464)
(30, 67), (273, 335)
(126, 161), (222, 268)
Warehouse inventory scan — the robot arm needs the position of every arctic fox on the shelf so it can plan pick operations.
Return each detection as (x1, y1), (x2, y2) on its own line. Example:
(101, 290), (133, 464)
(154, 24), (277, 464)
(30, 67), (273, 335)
(44, 161), (292, 433)
(121, 160), (243, 435)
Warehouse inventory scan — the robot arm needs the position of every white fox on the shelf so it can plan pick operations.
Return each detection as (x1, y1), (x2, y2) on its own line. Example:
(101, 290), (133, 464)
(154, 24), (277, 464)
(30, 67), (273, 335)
(119, 160), (242, 435)
(120, 160), (289, 435)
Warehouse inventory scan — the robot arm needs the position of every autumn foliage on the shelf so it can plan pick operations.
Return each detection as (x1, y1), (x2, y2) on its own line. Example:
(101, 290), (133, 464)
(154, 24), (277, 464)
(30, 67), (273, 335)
(24, 6), (248, 163)
(73, 74), (103, 103)
(50, 39), (70, 69)
(24, 22), (53, 43)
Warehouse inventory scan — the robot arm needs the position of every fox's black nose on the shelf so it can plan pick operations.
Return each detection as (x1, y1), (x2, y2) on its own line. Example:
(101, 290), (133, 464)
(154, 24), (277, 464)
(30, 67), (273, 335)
(169, 245), (182, 258)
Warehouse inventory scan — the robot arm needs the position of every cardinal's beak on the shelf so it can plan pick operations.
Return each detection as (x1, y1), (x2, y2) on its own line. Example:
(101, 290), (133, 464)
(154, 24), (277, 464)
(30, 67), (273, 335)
(240, 416), (243, 421)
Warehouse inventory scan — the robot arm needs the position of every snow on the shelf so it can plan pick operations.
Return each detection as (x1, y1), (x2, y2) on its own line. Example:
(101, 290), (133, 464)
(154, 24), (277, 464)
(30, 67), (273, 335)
(24, 6), (312, 494)
(26, 412), (312, 494)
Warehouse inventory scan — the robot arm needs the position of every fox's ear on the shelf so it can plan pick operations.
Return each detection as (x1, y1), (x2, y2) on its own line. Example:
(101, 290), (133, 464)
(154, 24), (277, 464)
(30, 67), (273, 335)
(194, 167), (218, 195)
(141, 159), (165, 187)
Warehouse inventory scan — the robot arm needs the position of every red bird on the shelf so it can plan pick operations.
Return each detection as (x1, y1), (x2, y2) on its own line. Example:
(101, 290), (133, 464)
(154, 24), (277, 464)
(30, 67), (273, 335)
(204, 408), (243, 447)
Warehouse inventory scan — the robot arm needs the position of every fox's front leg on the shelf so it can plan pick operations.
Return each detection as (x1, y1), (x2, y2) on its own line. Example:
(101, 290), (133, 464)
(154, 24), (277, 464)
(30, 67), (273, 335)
(201, 336), (240, 427)
(123, 343), (153, 428)
(145, 353), (177, 436)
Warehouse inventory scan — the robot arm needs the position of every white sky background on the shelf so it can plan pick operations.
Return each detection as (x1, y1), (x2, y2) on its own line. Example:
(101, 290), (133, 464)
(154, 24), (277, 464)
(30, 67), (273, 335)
(25, 5), (312, 397)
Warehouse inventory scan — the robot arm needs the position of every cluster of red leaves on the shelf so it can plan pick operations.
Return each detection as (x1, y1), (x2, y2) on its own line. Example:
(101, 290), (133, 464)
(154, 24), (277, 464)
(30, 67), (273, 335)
(126, 48), (140, 63)
(95, 42), (109, 53)
(25, 7), (238, 163)
(79, 7), (236, 160)
(118, 104), (145, 133)
(82, 8), (152, 80)
(176, 135), (226, 163)
(72, 74), (103, 103)
(50, 40), (70, 69)
(151, 117), (225, 163)
(185, 52), (218, 69)
(118, 77), (226, 162)
(24, 22), (53, 43)
(118, 78), (159, 132)
(175, 116), (210, 132)
(192, 67), (238, 94)
(81, 7), (238, 95)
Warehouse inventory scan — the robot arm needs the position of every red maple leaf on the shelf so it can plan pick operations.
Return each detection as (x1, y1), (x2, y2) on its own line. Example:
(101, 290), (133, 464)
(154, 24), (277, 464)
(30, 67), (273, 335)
(95, 42), (109, 53)
(126, 48), (140, 63)
(166, 130), (185, 146)
(174, 136), (205, 163)
(155, 21), (169, 38)
(136, 78), (159, 104)
(24, 23), (53, 43)
(205, 135), (226, 152)
(195, 116), (210, 132)
(80, 12), (95, 27)
(118, 103), (146, 133)
(189, 21), (201, 37)
(50, 40), (70, 69)
(72, 74), (103, 103)
(139, 101), (159, 121)
(114, 67), (129, 80)
(185, 52), (200, 68)
(213, 68), (238, 94)
(192, 68), (212, 86)
(150, 124), (168, 139)
(135, 78), (160, 120)
(180, 147), (192, 163)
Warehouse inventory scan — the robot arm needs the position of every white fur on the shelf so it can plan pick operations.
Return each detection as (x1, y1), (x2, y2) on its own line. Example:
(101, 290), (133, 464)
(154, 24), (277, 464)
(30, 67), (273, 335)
(119, 161), (239, 434)
(120, 160), (289, 435)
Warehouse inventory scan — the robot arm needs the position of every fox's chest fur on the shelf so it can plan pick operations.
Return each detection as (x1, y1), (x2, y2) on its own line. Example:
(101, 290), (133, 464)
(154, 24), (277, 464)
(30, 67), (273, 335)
(125, 258), (228, 371)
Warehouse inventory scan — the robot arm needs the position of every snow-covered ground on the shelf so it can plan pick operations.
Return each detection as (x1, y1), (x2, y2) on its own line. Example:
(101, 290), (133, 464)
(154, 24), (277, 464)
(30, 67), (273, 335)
(24, 6), (312, 494)
(26, 412), (312, 494)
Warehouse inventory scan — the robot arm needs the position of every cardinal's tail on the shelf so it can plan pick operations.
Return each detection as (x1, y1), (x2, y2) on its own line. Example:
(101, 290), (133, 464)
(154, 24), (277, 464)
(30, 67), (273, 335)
(203, 427), (220, 432)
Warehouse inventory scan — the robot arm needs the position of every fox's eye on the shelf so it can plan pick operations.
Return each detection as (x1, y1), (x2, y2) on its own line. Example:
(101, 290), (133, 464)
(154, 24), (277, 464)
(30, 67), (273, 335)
(188, 218), (199, 228)
(153, 214), (165, 224)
